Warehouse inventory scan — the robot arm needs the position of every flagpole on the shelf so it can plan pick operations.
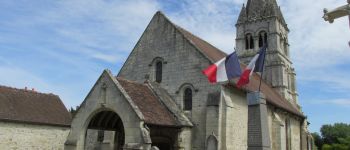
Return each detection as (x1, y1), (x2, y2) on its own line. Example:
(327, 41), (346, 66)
(258, 45), (267, 92)
(258, 21), (270, 92)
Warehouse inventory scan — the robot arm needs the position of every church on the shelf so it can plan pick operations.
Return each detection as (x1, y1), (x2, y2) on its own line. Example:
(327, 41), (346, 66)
(65, 0), (313, 149)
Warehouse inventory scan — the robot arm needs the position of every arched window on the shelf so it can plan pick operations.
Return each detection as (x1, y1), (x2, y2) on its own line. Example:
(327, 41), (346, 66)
(258, 31), (267, 47)
(155, 61), (162, 83)
(245, 33), (254, 50)
(183, 88), (192, 111)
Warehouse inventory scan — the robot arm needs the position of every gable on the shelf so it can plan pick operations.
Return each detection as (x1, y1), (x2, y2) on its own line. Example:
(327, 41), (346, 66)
(78, 70), (181, 127)
(118, 11), (217, 82)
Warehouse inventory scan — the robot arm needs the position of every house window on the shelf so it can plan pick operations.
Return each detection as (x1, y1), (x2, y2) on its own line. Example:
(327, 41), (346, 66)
(155, 61), (162, 83)
(258, 31), (267, 47)
(245, 33), (254, 50)
(184, 88), (192, 110)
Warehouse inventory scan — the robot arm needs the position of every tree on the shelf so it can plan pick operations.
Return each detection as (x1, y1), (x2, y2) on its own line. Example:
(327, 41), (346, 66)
(69, 105), (80, 118)
(321, 123), (350, 144)
(317, 123), (350, 150)
(312, 132), (323, 149)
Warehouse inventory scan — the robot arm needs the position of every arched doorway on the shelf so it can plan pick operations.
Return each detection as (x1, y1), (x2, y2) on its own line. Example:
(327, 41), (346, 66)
(85, 111), (125, 150)
(149, 126), (178, 150)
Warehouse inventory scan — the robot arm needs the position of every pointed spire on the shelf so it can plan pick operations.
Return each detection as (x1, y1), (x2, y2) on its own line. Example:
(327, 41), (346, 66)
(237, 4), (247, 23)
(236, 0), (288, 28)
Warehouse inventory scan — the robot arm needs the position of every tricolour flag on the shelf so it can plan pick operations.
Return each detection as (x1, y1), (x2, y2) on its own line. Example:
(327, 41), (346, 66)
(202, 52), (241, 83)
(236, 45), (267, 88)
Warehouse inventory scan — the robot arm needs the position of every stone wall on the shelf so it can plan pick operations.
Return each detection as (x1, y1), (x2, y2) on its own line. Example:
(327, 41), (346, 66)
(221, 87), (248, 150)
(267, 107), (302, 150)
(85, 129), (116, 150)
(118, 12), (222, 150)
(0, 121), (70, 150)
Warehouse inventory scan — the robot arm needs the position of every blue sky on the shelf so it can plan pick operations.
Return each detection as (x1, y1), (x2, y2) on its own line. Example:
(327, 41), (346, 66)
(0, 0), (349, 133)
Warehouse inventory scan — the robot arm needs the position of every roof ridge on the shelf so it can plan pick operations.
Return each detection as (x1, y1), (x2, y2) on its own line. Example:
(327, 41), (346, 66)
(156, 11), (227, 63)
(175, 25), (228, 55)
(0, 85), (57, 96)
(115, 77), (147, 86)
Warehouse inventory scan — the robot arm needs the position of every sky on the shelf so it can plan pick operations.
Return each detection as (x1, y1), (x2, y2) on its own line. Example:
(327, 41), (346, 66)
(0, 0), (349, 133)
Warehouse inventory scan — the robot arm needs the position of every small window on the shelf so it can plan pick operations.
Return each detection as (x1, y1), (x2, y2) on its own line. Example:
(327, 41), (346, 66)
(184, 88), (192, 110)
(245, 33), (254, 50)
(258, 31), (267, 47)
(155, 61), (162, 83)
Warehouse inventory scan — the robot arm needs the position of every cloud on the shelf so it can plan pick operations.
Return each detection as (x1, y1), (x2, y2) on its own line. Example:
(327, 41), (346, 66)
(162, 0), (239, 52)
(1, 0), (160, 64)
(1, 0), (350, 112)
(0, 66), (50, 90)
(279, 0), (350, 70)
(0, 0), (162, 108)
(309, 98), (350, 107)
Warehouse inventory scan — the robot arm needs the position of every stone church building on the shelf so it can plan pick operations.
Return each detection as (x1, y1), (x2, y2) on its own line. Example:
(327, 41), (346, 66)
(65, 0), (313, 149)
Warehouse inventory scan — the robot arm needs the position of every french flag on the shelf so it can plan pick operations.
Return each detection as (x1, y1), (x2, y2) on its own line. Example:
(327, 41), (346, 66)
(237, 45), (267, 88)
(202, 52), (242, 83)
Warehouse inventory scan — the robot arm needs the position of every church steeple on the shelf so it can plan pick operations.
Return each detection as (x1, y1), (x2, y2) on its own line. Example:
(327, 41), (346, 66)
(235, 0), (299, 108)
(237, 0), (287, 30)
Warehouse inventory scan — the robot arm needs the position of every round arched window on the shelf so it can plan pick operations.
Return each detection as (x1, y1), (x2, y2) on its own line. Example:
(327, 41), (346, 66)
(155, 61), (162, 83)
(245, 33), (254, 50)
(183, 88), (192, 111)
(258, 31), (267, 47)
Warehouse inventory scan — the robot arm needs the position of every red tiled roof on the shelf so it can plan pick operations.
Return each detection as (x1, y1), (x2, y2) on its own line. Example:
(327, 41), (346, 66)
(170, 18), (303, 117)
(116, 78), (178, 126)
(0, 86), (72, 126)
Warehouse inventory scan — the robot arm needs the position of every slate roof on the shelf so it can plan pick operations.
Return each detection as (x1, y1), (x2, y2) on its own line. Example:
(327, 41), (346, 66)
(161, 12), (303, 117)
(0, 86), (71, 126)
(116, 78), (188, 127)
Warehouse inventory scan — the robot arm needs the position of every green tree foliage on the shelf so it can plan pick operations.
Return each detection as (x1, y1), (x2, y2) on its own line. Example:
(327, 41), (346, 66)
(312, 132), (323, 149)
(69, 106), (80, 118)
(314, 123), (350, 150)
(321, 123), (350, 144)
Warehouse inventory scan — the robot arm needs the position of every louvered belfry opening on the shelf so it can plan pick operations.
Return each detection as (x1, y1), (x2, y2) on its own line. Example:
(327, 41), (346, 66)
(86, 111), (125, 150)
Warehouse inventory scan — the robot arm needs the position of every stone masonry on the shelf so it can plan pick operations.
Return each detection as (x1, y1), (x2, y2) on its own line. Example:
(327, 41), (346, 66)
(0, 122), (70, 150)
(118, 12), (223, 150)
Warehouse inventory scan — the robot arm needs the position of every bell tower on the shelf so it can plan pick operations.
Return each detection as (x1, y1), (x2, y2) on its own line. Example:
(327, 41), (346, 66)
(235, 0), (299, 108)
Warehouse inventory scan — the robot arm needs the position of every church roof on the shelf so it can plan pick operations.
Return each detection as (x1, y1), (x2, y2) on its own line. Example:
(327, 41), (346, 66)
(0, 85), (71, 126)
(175, 25), (227, 62)
(158, 12), (303, 117)
(237, 0), (287, 28)
(116, 77), (192, 127)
